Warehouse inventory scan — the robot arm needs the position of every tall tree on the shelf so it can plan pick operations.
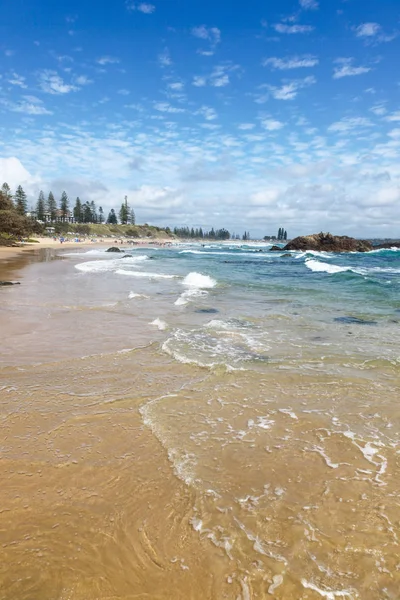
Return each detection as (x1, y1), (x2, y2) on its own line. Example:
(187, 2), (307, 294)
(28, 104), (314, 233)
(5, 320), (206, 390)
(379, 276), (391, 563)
(73, 197), (82, 222)
(90, 200), (97, 223)
(47, 191), (57, 222)
(128, 208), (135, 225)
(14, 185), (27, 215)
(119, 203), (128, 225)
(99, 206), (104, 223)
(1, 182), (13, 205)
(36, 190), (46, 221)
(83, 202), (92, 223)
(60, 191), (69, 220)
(107, 209), (118, 224)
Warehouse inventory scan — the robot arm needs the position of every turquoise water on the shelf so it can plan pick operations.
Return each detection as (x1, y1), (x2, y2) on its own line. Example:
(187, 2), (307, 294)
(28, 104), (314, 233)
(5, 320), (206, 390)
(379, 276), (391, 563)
(61, 242), (400, 375)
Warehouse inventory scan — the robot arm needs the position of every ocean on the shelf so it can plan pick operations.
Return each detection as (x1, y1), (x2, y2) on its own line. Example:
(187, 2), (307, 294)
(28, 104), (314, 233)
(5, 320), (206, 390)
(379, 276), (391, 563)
(0, 241), (399, 599)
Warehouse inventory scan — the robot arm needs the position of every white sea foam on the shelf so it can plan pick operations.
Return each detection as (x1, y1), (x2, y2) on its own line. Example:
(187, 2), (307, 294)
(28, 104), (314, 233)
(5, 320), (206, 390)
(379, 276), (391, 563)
(116, 269), (176, 279)
(75, 255), (149, 273)
(149, 318), (168, 331)
(305, 259), (360, 275)
(128, 291), (149, 299)
(182, 272), (217, 288)
(301, 580), (357, 599)
(175, 272), (217, 306)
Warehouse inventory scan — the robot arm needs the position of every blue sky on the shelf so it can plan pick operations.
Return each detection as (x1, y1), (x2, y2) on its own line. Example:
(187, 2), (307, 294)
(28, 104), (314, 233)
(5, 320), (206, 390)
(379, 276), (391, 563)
(1, 0), (400, 237)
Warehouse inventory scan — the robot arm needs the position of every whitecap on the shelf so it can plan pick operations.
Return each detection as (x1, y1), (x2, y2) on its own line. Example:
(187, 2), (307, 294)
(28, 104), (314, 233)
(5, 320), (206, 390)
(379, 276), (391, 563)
(116, 269), (176, 279)
(149, 318), (168, 331)
(175, 272), (217, 306)
(305, 259), (361, 275)
(75, 255), (149, 273)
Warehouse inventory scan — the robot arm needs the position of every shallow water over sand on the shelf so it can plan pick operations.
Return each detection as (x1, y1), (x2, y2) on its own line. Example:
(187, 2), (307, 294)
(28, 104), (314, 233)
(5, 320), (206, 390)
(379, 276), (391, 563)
(0, 246), (399, 599)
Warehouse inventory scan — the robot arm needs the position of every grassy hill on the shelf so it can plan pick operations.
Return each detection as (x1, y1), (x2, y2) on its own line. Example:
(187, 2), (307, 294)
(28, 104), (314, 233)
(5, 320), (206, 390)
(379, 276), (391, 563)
(49, 223), (174, 239)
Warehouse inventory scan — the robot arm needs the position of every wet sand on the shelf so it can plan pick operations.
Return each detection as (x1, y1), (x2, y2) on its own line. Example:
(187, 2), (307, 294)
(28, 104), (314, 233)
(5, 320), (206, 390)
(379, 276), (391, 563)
(0, 250), (399, 599)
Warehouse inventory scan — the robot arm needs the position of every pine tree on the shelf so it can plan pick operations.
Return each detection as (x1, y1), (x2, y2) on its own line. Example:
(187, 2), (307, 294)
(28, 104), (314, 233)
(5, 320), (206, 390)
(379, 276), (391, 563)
(83, 202), (92, 223)
(284, 230), (287, 241)
(90, 201), (97, 223)
(36, 191), (46, 221)
(1, 182), (13, 205)
(73, 197), (82, 222)
(14, 185), (27, 215)
(119, 203), (128, 225)
(60, 191), (69, 220)
(107, 209), (118, 224)
(99, 206), (104, 223)
(129, 208), (135, 225)
(47, 192), (57, 222)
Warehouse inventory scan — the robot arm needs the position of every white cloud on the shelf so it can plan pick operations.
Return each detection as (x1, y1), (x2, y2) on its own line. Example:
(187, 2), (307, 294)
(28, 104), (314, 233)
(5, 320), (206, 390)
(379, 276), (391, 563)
(333, 59), (371, 79)
(39, 70), (78, 94)
(168, 82), (184, 91)
(261, 119), (285, 131)
(273, 24), (314, 34)
(75, 75), (93, 86)
(154, 102), (185, 114)
(96, 56), (120, 65)
(191, 26), (221, 45)
(385, 112), (400, 122)
(126, 2), (156, 13)
(238, 123), (255, 130)
(1, 96), (52, 116)
(193, 76), (207, 87)
(266, 76), (316, 100)
(8, 73), (27, 88)
(196, 106), (218, 121)
(328, 117), (373, 133)
(354, 22), (381, 37)
(0, 157), (35, 188)
(263, 55), (318, 70)
(250, 189), (280, 206)
(299, 0), (318, 8)
(117, 89), (131, 95)
(158, 49), (172, 67)
(213, 74), (229, 87)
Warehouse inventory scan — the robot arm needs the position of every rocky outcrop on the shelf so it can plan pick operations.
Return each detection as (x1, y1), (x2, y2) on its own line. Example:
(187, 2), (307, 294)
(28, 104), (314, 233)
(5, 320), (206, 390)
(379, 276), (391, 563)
(0, 281), (21, 286)
(269, 245), (283, 251)
(284, 233), (372, 253)
(106, 247), (123, 253)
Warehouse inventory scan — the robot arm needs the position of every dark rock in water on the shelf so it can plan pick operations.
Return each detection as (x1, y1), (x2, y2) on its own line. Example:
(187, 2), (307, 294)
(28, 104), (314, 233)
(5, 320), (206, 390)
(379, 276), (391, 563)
(106, 247), (122, 253)
(284, 233), (372, 253)
(195, 308), (219, 314)
(334, 316), (377, 325)
(0, 281), (21, 286)
(270, 245), (283, 251)
(281, 253), (292, 258)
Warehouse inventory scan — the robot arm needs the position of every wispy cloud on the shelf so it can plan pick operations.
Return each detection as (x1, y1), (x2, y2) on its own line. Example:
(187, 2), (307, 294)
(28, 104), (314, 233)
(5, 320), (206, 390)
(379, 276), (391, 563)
(353, 22), (396, 43)
(333, 58), (371, 79)
(273, 23), (314, 34)
(299, 0), (319, 9)
(354, 22), (381, 37)
(192, 25), (221, 56)
(1, 95), (52, 115)
(8, 73), (27, 88)
(96, 56), (120, 65)
(263, 55), (318, 70)
(39, 70), (78, 94)
(126, 2), (156, 13)
(154, 102), (185, 114)
(75, 75), (93, 86)
(192, 64), (239, 88)
(264, 76), (316, 100)
(328, 116), (373, 133)
(158, 48), (172, 67)
(196, 106), (218, 121)
(238, 123), (255, 130)
(261, 119), (285, 131)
